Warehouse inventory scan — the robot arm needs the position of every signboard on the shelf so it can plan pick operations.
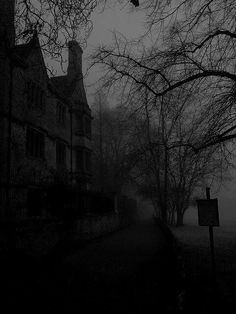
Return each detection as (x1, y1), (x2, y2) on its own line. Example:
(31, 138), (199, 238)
(197, 199), (219, 227)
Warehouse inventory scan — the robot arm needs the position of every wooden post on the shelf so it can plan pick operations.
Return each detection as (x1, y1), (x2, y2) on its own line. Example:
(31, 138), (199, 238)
(206, 187), (216, 278)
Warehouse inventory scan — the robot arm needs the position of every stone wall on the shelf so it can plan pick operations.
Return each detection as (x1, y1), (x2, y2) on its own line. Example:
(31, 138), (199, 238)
(9, 193), (138, 255)
(0, 10), (93, 218)
(13, 213), (121, 256)
(73, 213), (120, 240)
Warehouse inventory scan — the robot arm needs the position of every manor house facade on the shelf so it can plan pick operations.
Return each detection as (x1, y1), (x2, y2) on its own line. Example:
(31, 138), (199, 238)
(0, 0), (92, 218)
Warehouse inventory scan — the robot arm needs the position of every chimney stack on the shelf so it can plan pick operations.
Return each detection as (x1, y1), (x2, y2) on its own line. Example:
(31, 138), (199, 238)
(67, 40), (83, 80)
(0, 0), (15, 47)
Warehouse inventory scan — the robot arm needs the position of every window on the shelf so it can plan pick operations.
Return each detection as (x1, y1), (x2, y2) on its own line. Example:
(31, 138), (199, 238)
(76, 149), (91, 172)
(76, 149), (84, 171)
(56, 141), (66, 166)
(85, 117), (91, 137)
(57, 102), (66, 126)
(77, 115), (84, 134)
(26, 127), (45, 158)
(85, 151), (91, 172)
(27, 80), (45, 109)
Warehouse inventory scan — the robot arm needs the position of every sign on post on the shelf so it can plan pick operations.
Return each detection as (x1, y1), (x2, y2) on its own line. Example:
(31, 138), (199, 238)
(196, 188), (220, 281)
(197, 199), (219, 227)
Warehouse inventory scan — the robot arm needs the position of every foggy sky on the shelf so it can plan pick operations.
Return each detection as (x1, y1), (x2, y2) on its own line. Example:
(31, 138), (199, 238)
(83, 5), (146, 103)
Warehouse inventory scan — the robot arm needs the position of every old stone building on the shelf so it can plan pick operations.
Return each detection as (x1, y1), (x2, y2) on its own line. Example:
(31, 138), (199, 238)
(0, 0), (92, 218)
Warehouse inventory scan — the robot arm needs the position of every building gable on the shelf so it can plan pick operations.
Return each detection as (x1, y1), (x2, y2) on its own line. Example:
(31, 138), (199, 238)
(22, 36), (49, 86)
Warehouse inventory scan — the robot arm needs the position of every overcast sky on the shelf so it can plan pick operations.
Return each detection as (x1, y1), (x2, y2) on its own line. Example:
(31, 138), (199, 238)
(83, 4), (146, 104)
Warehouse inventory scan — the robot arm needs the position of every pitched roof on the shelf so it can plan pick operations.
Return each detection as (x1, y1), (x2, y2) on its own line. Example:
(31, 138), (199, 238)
(10, 33), (45, 69)
(50, 75), (90, 111)
(12, 34), (89, 108)
(13, 33), (39, 59)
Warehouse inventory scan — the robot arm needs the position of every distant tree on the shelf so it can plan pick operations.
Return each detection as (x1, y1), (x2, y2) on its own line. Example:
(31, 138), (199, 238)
(130, 88), (233, 225)
(91, 90), (137, 194)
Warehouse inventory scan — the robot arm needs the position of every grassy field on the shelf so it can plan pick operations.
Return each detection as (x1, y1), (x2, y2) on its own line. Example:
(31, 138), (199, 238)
(171, 208), (236, 313)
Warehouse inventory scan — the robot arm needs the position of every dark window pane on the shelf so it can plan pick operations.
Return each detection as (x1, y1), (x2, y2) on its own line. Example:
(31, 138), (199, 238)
(57, 102), (66, 126)
(26, 127), (45, 158)
(39, 90), (44, 109)
(27, 81), (34, 105)
(56, 142), (66, 166)
(85, 117), (91, 137)
(77, 115), (84, 134)
(76, 150), (84, 171)
(27, 80), (44, 110)
(85, 151), (91, 172)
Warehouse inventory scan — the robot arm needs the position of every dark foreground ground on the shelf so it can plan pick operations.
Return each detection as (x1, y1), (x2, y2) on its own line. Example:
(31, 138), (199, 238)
(172, 223), (236, 314)
(1, 219), (182, 313)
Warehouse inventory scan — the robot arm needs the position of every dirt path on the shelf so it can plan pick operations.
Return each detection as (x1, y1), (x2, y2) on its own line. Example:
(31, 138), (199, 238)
(60, 219), (179, 313)
(4, 219), (181, 313)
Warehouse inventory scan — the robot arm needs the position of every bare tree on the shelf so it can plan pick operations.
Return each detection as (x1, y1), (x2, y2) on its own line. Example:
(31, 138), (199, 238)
(12, 0), (99, 68)
(91, 0), (236, 150)
(14, 0), (141, 64)
(129, 86), (233, 225)
(91, 90), (137, 194)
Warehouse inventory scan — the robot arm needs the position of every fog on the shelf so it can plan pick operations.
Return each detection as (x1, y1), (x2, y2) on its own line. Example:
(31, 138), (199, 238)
(137, 200), (154, 220)
(185, 179), (236, 226)
(135, 175), (236, 226)
(85, 6), (236, 228)
(84, 4), (146, 104)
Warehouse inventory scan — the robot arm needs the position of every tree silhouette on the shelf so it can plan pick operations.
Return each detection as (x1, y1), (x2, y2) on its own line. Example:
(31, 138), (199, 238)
(91, 1), (236, 150)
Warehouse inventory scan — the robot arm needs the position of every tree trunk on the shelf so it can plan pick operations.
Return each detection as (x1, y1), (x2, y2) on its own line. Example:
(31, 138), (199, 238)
(176, 209), (184, 227)
(162, 144), (168, 225)
(161, 209), (168, 224)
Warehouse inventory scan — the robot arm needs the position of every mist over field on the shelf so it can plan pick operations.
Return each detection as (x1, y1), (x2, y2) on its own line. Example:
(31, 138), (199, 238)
(180, 166), (236, 227)
(135, 182), (236, 226)
(185, 201), (236, 227)
(135, 176), (236, 226)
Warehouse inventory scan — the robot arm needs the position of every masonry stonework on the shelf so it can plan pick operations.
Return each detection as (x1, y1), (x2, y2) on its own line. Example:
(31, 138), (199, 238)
(0, 0), (92, 218)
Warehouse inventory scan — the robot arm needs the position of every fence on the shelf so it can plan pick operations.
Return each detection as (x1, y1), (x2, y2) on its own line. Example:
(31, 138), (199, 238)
(45, 187), (116, 219)
(0, 184), (117, 220)
(0, 184), (28, 219)
(0, 184), (139, 236)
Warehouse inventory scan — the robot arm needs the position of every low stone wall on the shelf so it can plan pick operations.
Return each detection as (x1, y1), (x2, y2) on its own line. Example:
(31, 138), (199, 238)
(15, 220), (65, 255)
(73, 213), (120, 240)
(12, 213), (121, 255)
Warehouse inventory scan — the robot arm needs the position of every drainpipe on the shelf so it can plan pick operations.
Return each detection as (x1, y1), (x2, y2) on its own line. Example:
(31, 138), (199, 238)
(69, 101), (74, 217)
(70, 101), (73, 187)
(6, 60), (14, 218)
(99, 93), (104, 192)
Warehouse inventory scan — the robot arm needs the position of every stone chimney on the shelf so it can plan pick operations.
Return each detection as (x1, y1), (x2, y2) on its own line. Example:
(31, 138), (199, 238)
(0, 0), (15, 47)
(67, 40), (83, 79)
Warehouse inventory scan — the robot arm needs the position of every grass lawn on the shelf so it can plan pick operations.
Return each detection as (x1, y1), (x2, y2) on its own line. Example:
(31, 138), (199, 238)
(171, 210), (236, 313)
